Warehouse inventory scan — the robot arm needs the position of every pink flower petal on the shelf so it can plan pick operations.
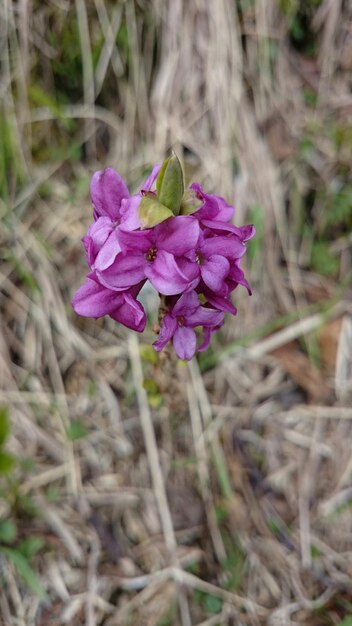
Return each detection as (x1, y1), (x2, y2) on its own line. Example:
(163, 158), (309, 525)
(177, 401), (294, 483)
(173, 326), (197, 360)
(172, 291), (200, 316)
(186, 306), (224, 328)
(202, 291), (237, 315)
(201, 255), (230, 293)
(120, 195), (142, 231)
(153, 314), (178, 351)
(190, 183), (234, 222)
(201, 220), (256, 241)
(155, 216), (200, 256)
(72, 278), (123, 318)
(83, 217), (114, 266)
(142, 164), (161, 192)
(117, 228), (153, 254)
(201, 235), (246, 259)
(90, 168), (129, 220)
(197, 328), (213, 353)
(110, 293), (146, 332)
(97, 254), (146, 290)
(94, 230), (121, 271)
(146, 250), (196, 296)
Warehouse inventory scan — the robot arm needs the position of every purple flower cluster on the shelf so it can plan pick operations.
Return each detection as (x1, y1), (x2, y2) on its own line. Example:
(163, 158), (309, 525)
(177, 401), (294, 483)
(72, 158), (255, 360)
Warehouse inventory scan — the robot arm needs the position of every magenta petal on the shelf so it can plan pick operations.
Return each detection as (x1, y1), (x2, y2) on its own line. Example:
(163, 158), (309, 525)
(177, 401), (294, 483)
(155, 216), (200, 255)
(82, 236), (95, 267)
(227, 263), (252, 294)
(173, 326), (197, 360)
(203, 291), (237, 315)
(72, 278), (122, 318)
(201, 220), (256, 242)
(83, 217), (114, 266)
(86, 269), (100, 284)
(176, 258), (201, 289)
(90, 168), (129, 220)
(227, 277), (252, 295)
(146, 251), (194, 296)
(117, 228), (153, 254)
(110, 293), (146, 332)
(190, 183), (220, 219)
(190, 184), (235, 222)
(186, 306), (224, 328)
(201, 235), (246, 259)
(197, 328), (212, 353)
(97, 254), (146, 290)
(120, 195), (142, 231)
(210, 196), (234, 222)
(94, 230), (121, 271)
(172, 291), (200, 316)
(201, 255), (230, 293)
(86, 215), (113, 239)
(153, 314), (178, 351)
(142, 164), (161, 192)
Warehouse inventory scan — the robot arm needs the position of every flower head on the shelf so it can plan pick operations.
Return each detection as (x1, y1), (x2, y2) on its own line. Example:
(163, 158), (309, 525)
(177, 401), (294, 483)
(72, 155), (255, 360)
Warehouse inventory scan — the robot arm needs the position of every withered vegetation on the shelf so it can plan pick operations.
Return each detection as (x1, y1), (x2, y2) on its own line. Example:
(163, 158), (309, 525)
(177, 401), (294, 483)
(1, 1), (352, 624)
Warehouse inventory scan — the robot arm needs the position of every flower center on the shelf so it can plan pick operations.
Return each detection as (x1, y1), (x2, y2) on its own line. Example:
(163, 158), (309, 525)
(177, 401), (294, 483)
(177, 316), (185, 326)
(195, 251), (203, 265)
(145, 245), (158, 262)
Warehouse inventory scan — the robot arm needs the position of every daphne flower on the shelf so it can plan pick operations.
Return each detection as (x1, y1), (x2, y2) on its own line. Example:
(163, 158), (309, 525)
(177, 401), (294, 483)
(83, 165), (161, 271)
(181, 228), (246, 294)
(90, 168), (129, 221)
(200, 218), (256, 242)
(97, 215), (200, 296)
(153, 291), (224, 360)
(72, 277), (146, 332)
(190, 183), (235, 222)
(82, 217), (115, 267)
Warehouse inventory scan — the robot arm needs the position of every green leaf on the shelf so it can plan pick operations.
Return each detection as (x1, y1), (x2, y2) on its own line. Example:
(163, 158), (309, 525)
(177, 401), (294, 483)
(148, 394), (162, 409)
(203, 594), (223, 615)
(19, 457), (36, 472)
(180, 188), (203, 215)
(66, 420), (88, 441)
(0, 452), (16, 474)
(1, 547), (48, 600)
(0, 519), (17, 544)
(194, 590), (223, 615)
(156, 158), (169, 197)
(18, 537), (45, 559)
(140, 344), (158, 364)
(311, 241), (339, 277)
(143, 378), (159, 394)
(45, 486), (60, 502)
(156, 154), (184, 214)
(0, 406), (10, 446)
(29, 84), (63, 120)
(138, 194), (173, 228)
(339, 617), (352, 626)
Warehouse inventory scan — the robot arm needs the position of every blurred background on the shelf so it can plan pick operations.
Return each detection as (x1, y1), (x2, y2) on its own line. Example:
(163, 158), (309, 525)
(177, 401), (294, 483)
(1, 0), (352, 624)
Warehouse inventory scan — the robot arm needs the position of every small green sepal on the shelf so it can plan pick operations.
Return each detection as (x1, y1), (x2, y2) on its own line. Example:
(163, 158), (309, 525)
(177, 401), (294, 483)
(138, 194), (174, 228)
(156, 154), (184, 214)
(180, 188), (203, 215)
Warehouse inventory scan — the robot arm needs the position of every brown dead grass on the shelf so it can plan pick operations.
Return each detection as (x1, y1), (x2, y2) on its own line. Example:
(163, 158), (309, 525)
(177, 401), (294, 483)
(1, 0), (352, 624)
